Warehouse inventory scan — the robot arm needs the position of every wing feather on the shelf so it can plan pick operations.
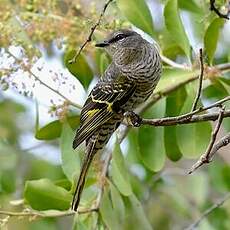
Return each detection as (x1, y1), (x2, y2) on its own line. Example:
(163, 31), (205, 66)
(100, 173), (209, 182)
(73, 79), (136, 149)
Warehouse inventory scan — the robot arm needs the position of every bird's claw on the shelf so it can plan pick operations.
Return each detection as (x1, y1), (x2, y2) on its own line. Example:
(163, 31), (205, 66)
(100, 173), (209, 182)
(124, 111), (142, 127)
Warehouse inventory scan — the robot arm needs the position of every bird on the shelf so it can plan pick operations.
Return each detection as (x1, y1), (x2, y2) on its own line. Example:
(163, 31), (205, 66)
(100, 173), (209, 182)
(72, 29), (162, 211)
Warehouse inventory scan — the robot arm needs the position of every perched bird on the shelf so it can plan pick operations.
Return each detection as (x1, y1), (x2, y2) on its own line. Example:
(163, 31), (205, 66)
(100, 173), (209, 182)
(72, 29), (162, 211)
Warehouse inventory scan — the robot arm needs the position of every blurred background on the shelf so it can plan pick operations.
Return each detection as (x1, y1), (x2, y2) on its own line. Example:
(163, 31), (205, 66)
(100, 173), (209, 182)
(0, 0), (230, 229)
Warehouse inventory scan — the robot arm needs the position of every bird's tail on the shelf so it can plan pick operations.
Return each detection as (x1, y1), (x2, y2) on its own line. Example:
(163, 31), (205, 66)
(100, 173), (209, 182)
(71, 139), (97, 211)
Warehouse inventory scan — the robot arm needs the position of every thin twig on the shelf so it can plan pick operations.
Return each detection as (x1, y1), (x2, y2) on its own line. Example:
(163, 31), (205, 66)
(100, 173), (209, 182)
(0, 207), (98, 218)
(161, 55), (191, 70)
(210, 0), (230, 19)
(5, 49), (82, 109)
(185, 192), (230, 230)
(188, 107), (225, 174)
(191, 49), (204, 111)
(69, 0), (114, 64)
(209, 132), (230, 156)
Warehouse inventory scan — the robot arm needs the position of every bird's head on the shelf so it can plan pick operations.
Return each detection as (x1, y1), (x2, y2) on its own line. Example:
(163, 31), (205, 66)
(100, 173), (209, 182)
(95, 29), (145, 62)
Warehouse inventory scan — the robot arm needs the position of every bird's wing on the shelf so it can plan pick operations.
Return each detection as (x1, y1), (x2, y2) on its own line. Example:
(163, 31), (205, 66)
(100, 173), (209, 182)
(73, 78), (136, 149)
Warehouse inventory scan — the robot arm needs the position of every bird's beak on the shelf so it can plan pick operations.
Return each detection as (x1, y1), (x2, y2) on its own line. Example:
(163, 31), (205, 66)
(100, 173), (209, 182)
(95, 40), (109, 47)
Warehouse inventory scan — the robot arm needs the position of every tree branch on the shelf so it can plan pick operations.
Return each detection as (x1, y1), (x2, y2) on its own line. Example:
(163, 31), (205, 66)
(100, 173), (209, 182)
(141, 109), (230, 126)
(210, 0), (230, 19)
(185, 192), (230, 230)
(191, 48), (204, 111)
(68, 0), (114, 64)
(187, 107), (225, 174)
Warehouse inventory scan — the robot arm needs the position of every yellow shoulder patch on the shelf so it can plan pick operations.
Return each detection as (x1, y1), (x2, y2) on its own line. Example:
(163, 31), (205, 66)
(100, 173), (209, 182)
(86, 109), (100, 117)
(91, 94), (114, 112)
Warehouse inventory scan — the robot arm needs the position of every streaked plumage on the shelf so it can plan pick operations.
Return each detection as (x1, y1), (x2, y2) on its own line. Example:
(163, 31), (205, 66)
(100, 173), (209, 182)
(72, 29), (162, 211)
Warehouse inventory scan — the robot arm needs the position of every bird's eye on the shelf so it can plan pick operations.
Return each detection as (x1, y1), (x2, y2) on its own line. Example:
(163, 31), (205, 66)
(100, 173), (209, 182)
(115, 34), (125, 41)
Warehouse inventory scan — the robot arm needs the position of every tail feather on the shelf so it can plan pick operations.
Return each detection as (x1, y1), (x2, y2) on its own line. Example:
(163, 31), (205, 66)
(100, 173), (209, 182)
(72, 139), (97, 211)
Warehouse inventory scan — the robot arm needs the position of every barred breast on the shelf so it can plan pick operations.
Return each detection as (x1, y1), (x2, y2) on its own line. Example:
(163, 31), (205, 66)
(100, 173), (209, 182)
(121, 43), (162, 109)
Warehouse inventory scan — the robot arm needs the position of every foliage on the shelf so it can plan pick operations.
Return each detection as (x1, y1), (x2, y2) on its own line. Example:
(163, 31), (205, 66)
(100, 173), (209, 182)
(0, 0), (230, 229)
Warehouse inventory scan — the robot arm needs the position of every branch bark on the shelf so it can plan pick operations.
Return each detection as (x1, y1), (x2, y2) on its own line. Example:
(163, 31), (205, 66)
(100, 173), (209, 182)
(191, 48), (204, 111)
(141, 109), (230, 126)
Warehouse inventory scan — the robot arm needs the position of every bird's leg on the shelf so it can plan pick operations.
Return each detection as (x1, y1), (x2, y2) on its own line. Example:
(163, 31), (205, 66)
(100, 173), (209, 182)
(123, 111), (142, 127)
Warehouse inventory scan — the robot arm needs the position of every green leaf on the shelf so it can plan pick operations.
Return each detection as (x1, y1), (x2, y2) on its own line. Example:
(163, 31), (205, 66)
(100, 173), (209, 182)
(164, 0), (191, 59)
(203, 79), (229, 101)
(73, 212), (98, 230)
(100, 186), (120, 230)
(111, 140), (132, 196)
(60, 123), (81, 181)
(0, 170), (16, 193)
(155, 67), (197, 93)
(164, 87), (186, 161)
(177, 119), (212, 158)
(222, 165), (230, 190)
(109, 181), (125, 223)
(176, 84), (212, 158)
(96, 50), (110, 76)
(138, 99), (166, 171)
(0, 142), (17, 170)
(64, 50), (93, 89)
(54, 179), (72, 191)
(178, 0), (202, 14)
(181, 172), (208, 205)
(124, 194), (152, 230)
(219, 76), (230, 87)
(24, 179), (72, 210)
(127, 129), (140, 163)
(35, 116), (80, 140)
(35, 120), (61, 140)
(117, 0), (154, 36)
(204, 18), (225, 64)
(28, 219), (57, 230)
(209, 161), (230, 192)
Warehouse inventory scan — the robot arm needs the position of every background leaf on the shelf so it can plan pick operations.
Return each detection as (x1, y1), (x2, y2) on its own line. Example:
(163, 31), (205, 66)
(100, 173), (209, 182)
(24, 179), (72, 210)
(164, 87), (186, 161)
(64, 51), (93, 89)
(138, 99), (166, 171)
(176, 84), (212, 158)
(204, 18), (225, 64)
(117, 0), (154, 36)
(60, 123), (81, 181)
(111, 140), (132, 196)
(35, 116), (80, 140)
(124, 194), (152, 230)
(164, 0), (191, 59)
(100, 186), (120, 230)
(178, 0), (202, 14)
(155, 67), (197, 93)
(109, 181), (125, 223)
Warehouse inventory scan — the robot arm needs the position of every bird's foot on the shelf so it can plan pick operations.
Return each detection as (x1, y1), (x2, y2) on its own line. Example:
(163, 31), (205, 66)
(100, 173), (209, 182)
(123, 111), (142, 127)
